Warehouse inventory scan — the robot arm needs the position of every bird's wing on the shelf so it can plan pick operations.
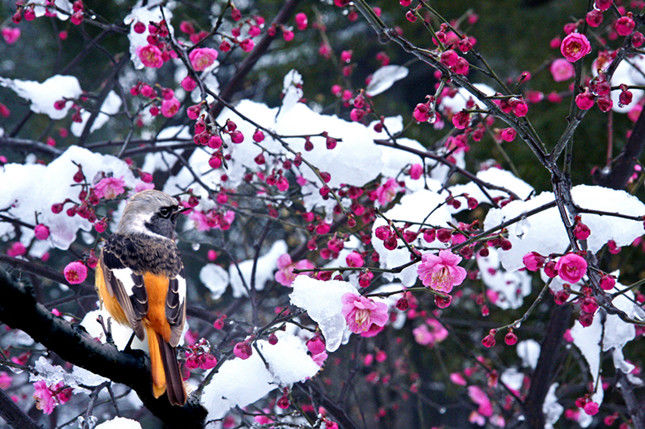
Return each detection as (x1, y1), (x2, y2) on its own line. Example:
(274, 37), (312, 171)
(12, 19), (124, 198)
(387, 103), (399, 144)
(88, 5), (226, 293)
(166, 268), (186, 347)
(99, 240), (148, 340)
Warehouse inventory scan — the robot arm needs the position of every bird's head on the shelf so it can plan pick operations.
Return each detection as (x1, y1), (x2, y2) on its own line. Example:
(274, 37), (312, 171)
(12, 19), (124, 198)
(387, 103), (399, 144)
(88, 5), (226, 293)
(116, 190), (187, 239)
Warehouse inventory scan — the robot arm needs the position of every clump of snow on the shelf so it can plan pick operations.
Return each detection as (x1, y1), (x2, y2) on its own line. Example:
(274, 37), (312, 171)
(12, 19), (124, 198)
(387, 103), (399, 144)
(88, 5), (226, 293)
(289, 276), (358, 352)
(440, 83), (495, 113)
(95, 417), (142, 429)
(30, 356), (106, 393)
(80, 309), (147, 352)
(32, 0), (72, 21)
(366, 65), (409, 96)
(124, 2), (174, 69)
(0, 75), (82, 120)
(450, 168), (534, 210)
(571, 312), (602, 386)
(199, 264), (229, 299)
(543, 383), (564, 429)
(517, 339), (540, 369)
(371, 187), (453, 286)
(484, 185), (645, 271)
(275, 103), (384, 189)
(142, 125), (191, 174)
(571, 278), (643, 386)
(500, 368), (524, 392)
(228, 240), (287, 298)
(70, 91), (122, 137)
(200, 331), (319, 422)
(477, 248), (532, 309)
(282, 69), (304, 112)
(0, 146), (144, 252)
(170, 70), (437, 214)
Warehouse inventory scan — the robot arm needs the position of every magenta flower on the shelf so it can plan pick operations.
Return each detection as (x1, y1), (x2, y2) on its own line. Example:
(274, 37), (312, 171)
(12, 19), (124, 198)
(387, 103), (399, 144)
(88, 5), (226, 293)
(6, 242), (26, 257)
(33, 381), (56, 414)
(375, 178), (399, 205)
(417, 250), (467, 293)
(550, 58), (575, 82)
(450, 372), (466, 386)
(233, 341), (252, 359)
(311, 351), (328, 367)
(33, 381), (70, 415)
(1, 27), (20, 44)
(94, 176), (126, 200)
(345, 251), (364, 268)
(0, 371), (12, 389)
(560, 33), (591, 63)
(412, 319), (448, 347)
(555, 253), (587, 283)
(63, 261), (87, 284)
(161, 97), (180, 118)
(136, 44), (164, 68)
(522, 251), (545, 271)
(409, 163), (423, 180)
(189, 47), (218, 71)
(34, 224), (50, 240)
(341, 293), (388, 337)
(468, 386), (493, 417)
(274, 254), (314, 286)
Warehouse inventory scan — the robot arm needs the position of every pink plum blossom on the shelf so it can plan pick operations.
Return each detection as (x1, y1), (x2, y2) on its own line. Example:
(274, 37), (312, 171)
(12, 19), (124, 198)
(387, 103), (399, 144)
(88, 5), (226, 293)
(189, 47), (218, 71)
(409, 163), (423, 179)
(341, 293), (388, 337)
(181, 76), (197, 92)
(345, 251), (364, 268)
(550, 58), (575, 82)
(94, 177), (126, 199)
(522, 251), (545, 271)
(555, 253), (587, 283)
(2, 27), (20, 44)
(413, 319), (448, 346)
(161, 97), (180, 117)
(274, 254), (314, 286)
(34, 224), (50, 240)
(33, 381), (55, 414)
(311, 351), (328, 367)
(450, 372), (467, 386)
(136, 44), (164, 68)
(233, 341), (252, 359)
(0, 372), (12, 389)
(63, 261), (87, 284)
(33, 381), (72, 415)
(417, 250), (467, 293)
(6, 242), (26, 257)
(375, 178), (399, 205)
(560, 33), (591, 63)
(468, 385), (493, 417)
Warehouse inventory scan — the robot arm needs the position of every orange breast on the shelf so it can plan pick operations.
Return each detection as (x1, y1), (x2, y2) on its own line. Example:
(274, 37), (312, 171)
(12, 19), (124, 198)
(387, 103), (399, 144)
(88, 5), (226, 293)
(143, 272), (172, 343)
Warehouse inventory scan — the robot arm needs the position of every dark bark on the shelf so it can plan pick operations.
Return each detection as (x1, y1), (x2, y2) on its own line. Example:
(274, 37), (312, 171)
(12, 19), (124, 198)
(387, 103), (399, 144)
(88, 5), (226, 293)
(523, 304), (572, 429)
(0, 388), (42, 429)
(596, 109), (645, 189)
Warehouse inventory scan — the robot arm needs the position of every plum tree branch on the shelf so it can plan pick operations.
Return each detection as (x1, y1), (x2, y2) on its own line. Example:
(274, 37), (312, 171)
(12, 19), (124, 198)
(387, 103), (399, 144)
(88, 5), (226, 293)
(0, 270), (207, 427)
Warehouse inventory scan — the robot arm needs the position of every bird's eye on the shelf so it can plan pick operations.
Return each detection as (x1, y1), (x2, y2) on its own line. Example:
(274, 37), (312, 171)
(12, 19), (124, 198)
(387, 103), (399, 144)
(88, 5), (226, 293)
(159, 207), (171, 218)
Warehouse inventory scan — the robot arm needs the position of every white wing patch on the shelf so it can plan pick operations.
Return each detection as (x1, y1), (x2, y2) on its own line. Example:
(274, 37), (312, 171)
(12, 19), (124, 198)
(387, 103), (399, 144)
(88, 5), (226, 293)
(177, 275), (186, 306)
(111, 267), (136, 296)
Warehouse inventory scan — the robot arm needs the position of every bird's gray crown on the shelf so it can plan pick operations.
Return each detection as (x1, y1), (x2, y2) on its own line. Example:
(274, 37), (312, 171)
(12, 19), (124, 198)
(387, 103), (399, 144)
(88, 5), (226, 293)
(116, 190), (180, 238)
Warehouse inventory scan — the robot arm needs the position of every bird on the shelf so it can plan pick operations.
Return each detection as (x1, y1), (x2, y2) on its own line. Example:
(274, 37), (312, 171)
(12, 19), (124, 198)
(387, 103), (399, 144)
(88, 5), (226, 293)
(95, 190), (188, 405)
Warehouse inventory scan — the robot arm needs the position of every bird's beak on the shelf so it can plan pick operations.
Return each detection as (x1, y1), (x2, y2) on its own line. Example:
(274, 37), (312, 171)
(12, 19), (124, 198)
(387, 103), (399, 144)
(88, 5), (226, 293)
(176, 205), (191, 214)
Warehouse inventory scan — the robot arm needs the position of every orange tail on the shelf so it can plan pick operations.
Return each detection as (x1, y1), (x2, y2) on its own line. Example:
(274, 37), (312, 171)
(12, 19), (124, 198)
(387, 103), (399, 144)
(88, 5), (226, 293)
(146, 326), (187, 405)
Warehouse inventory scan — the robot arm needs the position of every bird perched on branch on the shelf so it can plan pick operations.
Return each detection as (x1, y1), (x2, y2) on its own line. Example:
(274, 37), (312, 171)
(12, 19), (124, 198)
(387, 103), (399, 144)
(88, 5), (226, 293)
(95, 190), (188, 405)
